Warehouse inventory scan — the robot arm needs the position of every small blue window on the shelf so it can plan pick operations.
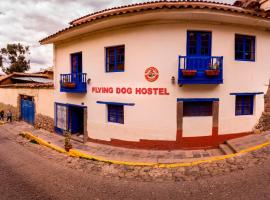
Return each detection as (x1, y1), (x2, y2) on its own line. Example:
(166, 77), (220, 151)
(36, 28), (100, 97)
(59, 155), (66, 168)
(106, 45), (125, 72)
(235, 95), (254, 115)
(235, 34), (255, 61)
(107, 104), (124, 124)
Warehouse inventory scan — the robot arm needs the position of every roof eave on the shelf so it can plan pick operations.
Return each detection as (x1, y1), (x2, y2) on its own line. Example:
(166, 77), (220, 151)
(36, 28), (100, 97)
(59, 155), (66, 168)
(40, 2), (270, 45)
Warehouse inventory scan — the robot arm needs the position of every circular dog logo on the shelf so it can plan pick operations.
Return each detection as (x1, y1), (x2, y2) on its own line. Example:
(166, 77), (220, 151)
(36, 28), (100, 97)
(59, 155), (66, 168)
(145, 67), (159, 82)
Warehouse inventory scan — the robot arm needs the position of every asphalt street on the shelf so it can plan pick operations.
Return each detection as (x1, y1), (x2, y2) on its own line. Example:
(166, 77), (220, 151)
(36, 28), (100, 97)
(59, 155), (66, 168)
(1, 129), (270, 200)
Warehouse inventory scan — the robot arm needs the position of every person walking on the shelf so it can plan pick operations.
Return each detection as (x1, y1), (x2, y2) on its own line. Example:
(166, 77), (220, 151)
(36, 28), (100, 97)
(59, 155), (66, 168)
(0, 110), (4, 121)
(6, 110), (12, 122)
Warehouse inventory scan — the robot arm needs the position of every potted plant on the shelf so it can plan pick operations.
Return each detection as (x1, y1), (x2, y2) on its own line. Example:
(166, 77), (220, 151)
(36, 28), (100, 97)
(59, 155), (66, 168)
(182, 69), (197, 77)
(62, 82), (76, 88)
(62, 77), (76, 88)
(64, 131), (72, 152)
(205, 62), (220, 76)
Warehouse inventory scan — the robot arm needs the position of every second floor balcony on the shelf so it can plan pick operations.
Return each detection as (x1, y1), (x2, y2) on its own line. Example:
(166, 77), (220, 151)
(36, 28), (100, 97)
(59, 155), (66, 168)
(178, 56), (223, 85)
(60, 73), (87, 93)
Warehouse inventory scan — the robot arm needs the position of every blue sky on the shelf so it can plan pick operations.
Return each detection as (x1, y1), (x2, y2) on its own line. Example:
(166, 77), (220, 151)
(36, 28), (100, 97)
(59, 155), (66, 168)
(0, 0), (234, 72)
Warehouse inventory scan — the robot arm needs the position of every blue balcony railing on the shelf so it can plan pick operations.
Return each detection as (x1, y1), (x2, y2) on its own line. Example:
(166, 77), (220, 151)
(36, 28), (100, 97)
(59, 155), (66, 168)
(178, 56), (223, 85)
(60, 73), (87, 93)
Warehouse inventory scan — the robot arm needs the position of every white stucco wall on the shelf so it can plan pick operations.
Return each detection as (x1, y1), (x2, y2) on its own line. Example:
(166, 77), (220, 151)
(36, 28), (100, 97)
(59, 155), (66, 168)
(53, 18), (270, 141)
(0, 88), (54, 118)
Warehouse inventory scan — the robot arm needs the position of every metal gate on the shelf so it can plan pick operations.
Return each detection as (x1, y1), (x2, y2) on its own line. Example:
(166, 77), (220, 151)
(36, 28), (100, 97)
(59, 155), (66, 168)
(21, 99), (35, 124)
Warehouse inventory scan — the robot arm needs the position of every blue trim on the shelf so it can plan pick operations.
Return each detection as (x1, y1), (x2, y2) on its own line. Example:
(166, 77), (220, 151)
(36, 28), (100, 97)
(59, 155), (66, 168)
(230, 92), (263, 96)
(54, 102), (87, 134)
(71, 52), (82, 73)
(178, 55), (223, 85)
(235, 34), (256, 62)
(105, 45), (125, 72)
(177, 98), (219, 102)
(97, 101), (135, 106)
(235, 95), (254, 116)
(187, 31), (212, 58)
(60, 73), (87, 93)
(54, 102), (66, 134)
(179, 31), (222, 85)
(107, 104), (124, 124)
(66, 103), (87, 108)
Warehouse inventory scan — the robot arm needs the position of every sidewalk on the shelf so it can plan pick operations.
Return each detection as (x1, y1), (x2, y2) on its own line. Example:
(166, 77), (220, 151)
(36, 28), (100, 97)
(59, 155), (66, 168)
(2, 121), (270, 164)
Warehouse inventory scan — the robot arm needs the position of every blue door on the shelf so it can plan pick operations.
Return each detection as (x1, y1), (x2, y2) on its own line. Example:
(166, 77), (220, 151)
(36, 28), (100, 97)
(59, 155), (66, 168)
(68, 106), (84, 134)
(71, 52), (82, 83)
(187, 31), (212, 70)
(21, 99), (35, 124)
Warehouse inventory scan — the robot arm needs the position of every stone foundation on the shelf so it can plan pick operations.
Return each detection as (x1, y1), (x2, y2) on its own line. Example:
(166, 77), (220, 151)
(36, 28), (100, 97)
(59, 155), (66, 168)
(0, 103), (20, 121)
(34, 113), (54, 133)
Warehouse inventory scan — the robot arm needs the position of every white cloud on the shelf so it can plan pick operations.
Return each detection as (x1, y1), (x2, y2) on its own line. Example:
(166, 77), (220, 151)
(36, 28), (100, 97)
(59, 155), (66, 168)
(0, 0), (234, 72)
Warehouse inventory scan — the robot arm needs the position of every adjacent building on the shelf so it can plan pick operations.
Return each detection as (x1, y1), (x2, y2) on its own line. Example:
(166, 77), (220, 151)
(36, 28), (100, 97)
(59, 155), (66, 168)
(40, 0), (270, 149)
(0, 72), (54, 131)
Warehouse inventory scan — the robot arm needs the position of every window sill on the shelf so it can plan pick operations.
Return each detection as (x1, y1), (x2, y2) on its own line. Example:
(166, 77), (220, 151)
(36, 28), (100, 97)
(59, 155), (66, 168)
(235, 59), (255, 62)
(235, 114), (254, 116)
(106, 70), (125, 73)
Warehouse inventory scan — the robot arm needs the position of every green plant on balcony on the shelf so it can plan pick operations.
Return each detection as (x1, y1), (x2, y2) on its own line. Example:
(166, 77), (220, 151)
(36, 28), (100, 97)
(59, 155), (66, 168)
(205, 61), (220, 76)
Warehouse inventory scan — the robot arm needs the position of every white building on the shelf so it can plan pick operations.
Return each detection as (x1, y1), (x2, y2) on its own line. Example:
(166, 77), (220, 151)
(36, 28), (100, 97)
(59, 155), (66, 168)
(41, 0), (270, 149)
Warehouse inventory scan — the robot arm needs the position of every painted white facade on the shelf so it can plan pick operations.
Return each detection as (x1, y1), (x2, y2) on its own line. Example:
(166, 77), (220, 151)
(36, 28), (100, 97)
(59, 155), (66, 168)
(42, 4), (270, 147)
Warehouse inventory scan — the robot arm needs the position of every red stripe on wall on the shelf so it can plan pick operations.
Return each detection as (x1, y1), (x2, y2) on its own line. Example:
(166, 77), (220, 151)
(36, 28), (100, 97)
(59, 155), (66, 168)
(88, 131), (252, 150)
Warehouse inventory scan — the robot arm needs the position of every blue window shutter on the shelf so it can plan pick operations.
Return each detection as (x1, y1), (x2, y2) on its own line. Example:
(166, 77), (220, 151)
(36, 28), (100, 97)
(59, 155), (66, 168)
(107, 104), (124, 124)
(105, 45), (125, 72)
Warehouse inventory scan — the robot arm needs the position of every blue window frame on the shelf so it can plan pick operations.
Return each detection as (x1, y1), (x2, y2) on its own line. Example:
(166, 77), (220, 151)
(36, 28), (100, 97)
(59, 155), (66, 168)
(106, 45), (125, 72)
(235, 95), (254, 115)
(187, 31), (212, 70)
(71, 52), (82, 73)
(107, 104), (124, 124)
(187, 31), (212, 57)
(235, 34), (255, 61)
(183, 101), (213, 117)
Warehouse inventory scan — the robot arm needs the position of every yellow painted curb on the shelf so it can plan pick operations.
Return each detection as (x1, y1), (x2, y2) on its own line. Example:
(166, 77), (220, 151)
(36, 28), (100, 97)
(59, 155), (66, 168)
(20, 131), (270, 168)
(21, 132), (66, 154)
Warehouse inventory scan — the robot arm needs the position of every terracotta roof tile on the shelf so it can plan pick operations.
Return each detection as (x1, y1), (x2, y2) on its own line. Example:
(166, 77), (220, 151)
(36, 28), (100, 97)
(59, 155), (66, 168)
(0, 72), (51, 83)
(40, 0), (269, 44)
(0, 83), (54, 89)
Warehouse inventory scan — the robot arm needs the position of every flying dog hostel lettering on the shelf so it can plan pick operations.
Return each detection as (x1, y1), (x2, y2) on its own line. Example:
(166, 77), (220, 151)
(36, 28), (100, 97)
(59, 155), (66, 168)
(92, 87), (170, 95)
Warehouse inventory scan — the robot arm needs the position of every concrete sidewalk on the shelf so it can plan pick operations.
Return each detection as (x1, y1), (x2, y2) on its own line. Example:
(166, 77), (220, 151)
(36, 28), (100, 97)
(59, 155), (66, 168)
(2, 121), (270, 164)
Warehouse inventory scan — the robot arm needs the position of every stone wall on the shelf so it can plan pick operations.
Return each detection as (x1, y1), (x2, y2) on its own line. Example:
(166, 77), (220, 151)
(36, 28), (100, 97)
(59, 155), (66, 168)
(0, 103), (20, 121)
(255, 85), (270, 132)
(34, 113), (54, 133)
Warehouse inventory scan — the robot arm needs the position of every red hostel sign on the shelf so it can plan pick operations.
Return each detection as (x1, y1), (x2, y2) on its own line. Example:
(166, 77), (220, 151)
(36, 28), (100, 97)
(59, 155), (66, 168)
(92, 87), (169, 95)
(145, 67), (159, 82)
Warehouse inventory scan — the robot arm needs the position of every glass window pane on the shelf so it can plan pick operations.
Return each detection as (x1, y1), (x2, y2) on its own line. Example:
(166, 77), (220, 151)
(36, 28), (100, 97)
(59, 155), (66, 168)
(108, 104), (124, 124)
(106, 46), (125, 72)
(183, 101), (213, 117)
(235, 35), (255, 61)
(235, 95), (253, 115)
